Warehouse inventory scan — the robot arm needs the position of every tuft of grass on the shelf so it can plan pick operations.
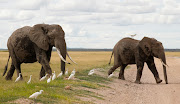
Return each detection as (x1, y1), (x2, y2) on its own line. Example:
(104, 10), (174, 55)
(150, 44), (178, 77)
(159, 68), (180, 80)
(76, 68), (111, 84)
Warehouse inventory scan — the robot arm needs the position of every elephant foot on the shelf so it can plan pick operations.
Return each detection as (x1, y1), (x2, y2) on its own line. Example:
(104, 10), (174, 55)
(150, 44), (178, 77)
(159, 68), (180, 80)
(20, 77), (23, 80)
(40, 74), (45, 79)
(108, 70), (113, 76)
(118, 76), (125, 80)
(135, 80), (141, 84)
(40, 70), (46, 79)
(5, 76), (12, 80)
(156, 79), (162, 84)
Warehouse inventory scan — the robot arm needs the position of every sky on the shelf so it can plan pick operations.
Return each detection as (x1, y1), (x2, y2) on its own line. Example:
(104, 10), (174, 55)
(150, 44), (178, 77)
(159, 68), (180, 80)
(0, 0), (180, 49)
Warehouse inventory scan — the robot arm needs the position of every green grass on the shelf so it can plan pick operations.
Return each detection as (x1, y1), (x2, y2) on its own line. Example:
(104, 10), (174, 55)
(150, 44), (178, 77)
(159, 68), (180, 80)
(0, 71), (107, 103)
(0, 51), (113, 104)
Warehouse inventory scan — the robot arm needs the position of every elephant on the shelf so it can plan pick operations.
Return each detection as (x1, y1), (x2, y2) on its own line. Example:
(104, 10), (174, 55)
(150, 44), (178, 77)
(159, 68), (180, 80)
(3, 24), (76, 80)
(108, 37), (168, 84)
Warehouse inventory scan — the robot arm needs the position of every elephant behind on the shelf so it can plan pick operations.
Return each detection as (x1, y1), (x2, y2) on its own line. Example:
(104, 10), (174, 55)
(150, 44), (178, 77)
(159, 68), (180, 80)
(3, 24), (76, 80)
(108, 37), (168, 84)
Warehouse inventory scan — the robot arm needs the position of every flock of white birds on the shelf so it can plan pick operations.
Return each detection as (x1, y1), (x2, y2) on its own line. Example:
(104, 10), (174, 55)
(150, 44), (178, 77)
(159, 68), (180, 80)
(14, 68), (114, 99)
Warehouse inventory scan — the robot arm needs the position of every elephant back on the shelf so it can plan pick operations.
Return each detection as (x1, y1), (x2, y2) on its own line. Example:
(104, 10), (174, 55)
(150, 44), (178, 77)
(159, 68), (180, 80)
(8, 26), (32, 48)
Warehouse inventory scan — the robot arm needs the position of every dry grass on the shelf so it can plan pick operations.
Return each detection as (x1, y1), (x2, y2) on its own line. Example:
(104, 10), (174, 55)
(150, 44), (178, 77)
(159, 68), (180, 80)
(0, 51), (112, 83)
(0, 51), (112, 103)
(165, 52), (180, 57)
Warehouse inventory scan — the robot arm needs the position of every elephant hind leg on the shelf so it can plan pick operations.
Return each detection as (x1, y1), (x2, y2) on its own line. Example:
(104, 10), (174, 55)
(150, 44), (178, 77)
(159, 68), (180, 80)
(5, 63), (15, 80)
(6, 62), (23, 80)
(108, 52), (121, 75)
(108, 64), (120, 75)
(135, 62), (144, 84)
(118, 64), (127, 80)
(14, 63), (23, 80)
(7, 47), (23, 80)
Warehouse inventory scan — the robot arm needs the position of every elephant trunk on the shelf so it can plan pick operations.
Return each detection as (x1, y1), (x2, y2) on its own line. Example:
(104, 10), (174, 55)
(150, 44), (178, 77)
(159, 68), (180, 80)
(159, 53), (168, 84)
(55, 39), (70, 74)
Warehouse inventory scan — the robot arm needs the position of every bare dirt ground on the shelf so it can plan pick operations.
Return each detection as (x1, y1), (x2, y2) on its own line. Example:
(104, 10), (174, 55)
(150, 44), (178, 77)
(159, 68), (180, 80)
(82, 57), (180, 104)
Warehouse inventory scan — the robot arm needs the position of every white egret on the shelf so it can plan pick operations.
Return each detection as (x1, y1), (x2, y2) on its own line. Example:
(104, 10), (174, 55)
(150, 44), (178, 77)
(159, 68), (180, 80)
(47, 76), (51, 83)
(108, 73), (114, 78)
(71, 69), (76, 75)
(29, 90), (43, 99)
(15, 73), (21, 82)
(65, 69), (68, 75)
(40, 74), (48, 81)
(27, 75), (32, 84)
(88, 69), (95, 75)
(52, 71), (56, 80)
(68, 73), (75, 80)
(57, 72), (63, 78)
(130, 34), (136, 38)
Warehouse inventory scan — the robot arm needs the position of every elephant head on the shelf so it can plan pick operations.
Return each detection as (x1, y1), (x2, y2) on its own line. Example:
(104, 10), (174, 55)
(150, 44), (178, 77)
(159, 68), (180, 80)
(29, 24), (76, 74)
(139, 37), (168, 84)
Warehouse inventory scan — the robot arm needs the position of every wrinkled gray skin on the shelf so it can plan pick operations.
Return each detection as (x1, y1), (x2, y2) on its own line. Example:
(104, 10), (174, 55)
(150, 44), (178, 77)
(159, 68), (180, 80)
(3, 24), (74, 80)
(108, 37), (168, 84)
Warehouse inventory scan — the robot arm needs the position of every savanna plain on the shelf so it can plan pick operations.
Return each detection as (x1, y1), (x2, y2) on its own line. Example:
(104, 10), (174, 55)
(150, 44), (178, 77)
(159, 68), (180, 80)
(0, 51), (180, 104)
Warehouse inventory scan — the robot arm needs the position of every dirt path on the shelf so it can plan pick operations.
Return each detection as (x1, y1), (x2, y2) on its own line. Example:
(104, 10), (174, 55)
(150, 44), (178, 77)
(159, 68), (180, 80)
(87, 57), (180, 104)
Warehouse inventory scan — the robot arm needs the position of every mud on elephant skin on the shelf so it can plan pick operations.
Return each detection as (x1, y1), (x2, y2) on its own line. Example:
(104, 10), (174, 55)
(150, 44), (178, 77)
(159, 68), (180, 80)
(3, 24), (76, 80)
(108, 37), (168, 84)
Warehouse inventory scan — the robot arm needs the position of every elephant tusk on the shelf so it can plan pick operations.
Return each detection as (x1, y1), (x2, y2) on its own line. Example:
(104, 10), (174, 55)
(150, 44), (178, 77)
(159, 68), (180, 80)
(160, 59), (169, 67)
(67, 52), (77, 64)
(56, 49), (70, 64)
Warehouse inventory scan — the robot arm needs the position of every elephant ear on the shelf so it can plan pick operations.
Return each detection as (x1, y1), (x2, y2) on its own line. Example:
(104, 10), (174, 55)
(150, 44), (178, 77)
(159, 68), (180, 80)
(29, 24), (49, 51)
(139, 37), (151, 56)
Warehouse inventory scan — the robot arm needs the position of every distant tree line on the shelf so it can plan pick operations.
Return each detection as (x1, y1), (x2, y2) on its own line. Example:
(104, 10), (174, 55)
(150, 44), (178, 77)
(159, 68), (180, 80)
(0, 48), (180, 52)
(164, 49), (180, 52)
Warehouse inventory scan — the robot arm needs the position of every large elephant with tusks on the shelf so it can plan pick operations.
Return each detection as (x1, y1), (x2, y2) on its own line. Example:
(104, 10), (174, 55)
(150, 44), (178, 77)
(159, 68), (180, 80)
(108, 37), (168, 84)
(3, 24), (76, 80)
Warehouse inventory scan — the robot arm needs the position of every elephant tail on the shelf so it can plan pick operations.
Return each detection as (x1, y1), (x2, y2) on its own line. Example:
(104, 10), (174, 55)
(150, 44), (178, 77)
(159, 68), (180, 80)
(3, 55), (10, 76)
(108, 50), (114, 65)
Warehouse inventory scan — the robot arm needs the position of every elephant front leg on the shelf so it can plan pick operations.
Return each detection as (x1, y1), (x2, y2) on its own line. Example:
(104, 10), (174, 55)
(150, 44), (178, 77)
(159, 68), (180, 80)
(146, 58), (162, 84)
(40, 67), (45, 79)
(35, 47), (52, 77)
(39, 59), (52, 77)
(135, 63), (144, 84)
(39, 47), (52, 78)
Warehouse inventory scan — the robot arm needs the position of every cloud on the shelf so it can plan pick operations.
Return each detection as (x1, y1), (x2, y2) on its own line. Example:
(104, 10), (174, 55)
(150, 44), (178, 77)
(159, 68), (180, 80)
(0, 9), (14, 20)
(0, 0), (180, 49)
(16, 10), (35, 20)
(161, 0), (180, 15)
(47, 0), (158, 14)
(47, 0), (97, 12)
(15, 0), (48, 10)
(0, 9), (35, 21)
